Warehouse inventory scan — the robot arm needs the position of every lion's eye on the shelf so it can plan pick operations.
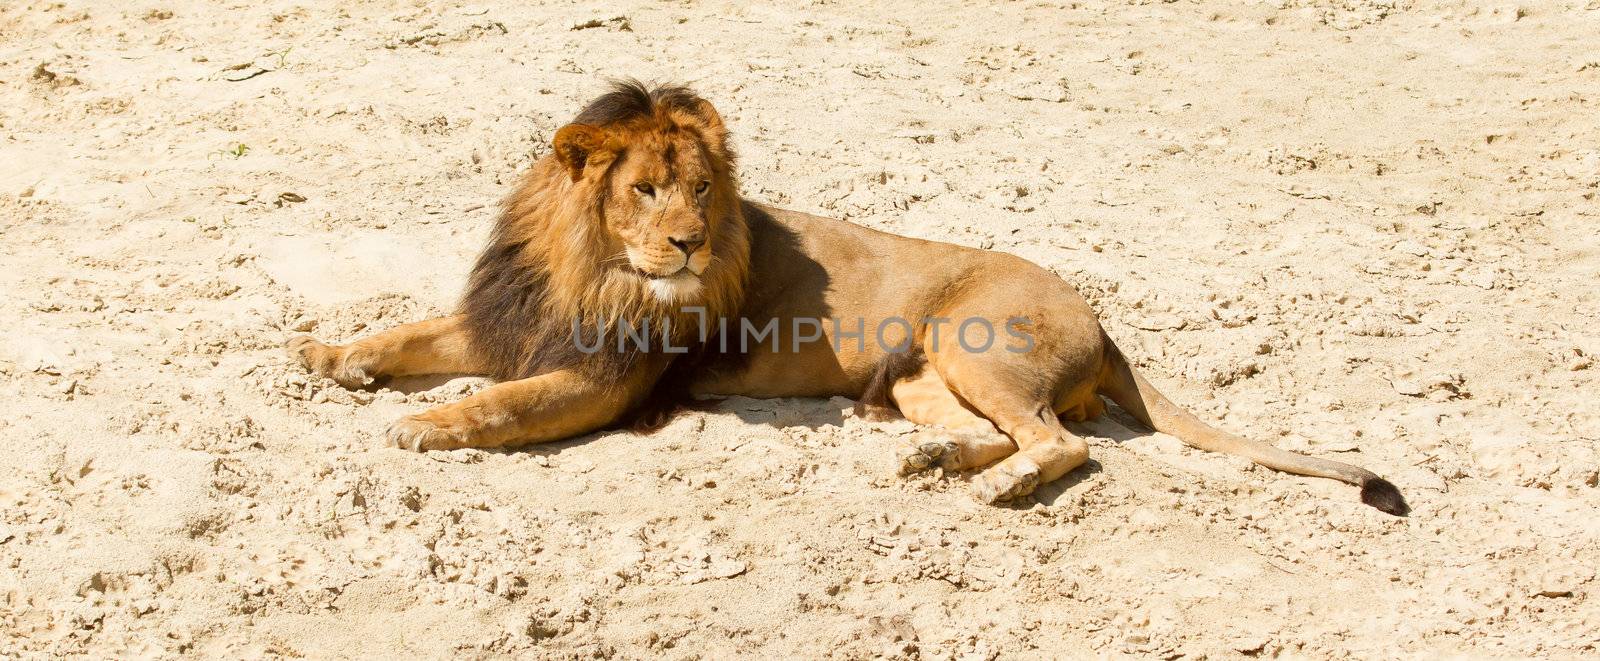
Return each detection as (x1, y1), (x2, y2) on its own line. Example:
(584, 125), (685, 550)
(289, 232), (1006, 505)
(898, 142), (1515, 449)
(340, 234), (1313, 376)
(633, 182), (655, 196)
(695, 180), (710, 195)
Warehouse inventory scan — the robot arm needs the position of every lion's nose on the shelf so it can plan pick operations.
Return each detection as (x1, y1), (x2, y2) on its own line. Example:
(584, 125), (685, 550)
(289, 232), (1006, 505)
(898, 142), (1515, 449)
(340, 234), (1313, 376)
(668, 234), (705, 257)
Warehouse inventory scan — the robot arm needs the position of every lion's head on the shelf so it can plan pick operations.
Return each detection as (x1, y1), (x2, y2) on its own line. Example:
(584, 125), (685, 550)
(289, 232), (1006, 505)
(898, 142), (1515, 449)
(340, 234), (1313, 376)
(552, 86), (737, 302)
(461, 81), (750, 380)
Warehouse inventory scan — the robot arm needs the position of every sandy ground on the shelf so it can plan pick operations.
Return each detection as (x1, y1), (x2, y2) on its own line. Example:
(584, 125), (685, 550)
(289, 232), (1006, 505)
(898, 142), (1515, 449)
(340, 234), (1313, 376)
(3, 0), (1599, 657)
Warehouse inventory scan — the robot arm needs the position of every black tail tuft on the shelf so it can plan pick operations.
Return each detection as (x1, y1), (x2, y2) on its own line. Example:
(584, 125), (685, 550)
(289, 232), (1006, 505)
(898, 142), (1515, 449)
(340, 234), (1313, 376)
(1360, 478), (1410, 516)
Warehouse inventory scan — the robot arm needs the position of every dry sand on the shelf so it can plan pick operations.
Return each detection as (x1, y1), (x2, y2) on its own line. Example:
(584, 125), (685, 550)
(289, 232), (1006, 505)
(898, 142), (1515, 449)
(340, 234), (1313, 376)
(3, 0), (1599, 657)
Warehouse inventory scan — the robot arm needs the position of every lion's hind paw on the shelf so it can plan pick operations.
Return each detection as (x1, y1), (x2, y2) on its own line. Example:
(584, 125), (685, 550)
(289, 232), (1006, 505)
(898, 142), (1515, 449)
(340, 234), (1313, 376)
(971, 456), (1041, 505)
(897, 433), (960, 476)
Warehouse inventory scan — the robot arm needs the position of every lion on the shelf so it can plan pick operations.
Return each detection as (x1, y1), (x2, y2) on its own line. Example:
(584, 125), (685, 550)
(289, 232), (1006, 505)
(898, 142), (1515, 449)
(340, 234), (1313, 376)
(288, 80), (1408, 515)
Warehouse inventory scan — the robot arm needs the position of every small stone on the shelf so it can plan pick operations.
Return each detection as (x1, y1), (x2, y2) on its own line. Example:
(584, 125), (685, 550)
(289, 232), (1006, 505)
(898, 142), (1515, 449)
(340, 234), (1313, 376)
(1395, 240), (1428, 256)
(709, 557), (747, 579)
(1535, 565), (1591, 598)
(1234, 635), (1270, 654)
(1391, 378), (1425, 396)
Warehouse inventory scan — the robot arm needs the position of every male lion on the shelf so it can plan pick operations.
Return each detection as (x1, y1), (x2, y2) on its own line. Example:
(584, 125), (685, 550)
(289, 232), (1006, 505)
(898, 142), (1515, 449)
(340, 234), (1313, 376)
(289, 81), (1408, 514)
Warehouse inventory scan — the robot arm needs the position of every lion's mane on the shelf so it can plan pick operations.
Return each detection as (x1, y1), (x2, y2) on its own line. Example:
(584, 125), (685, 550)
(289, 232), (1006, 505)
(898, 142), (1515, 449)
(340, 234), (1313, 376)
(459, 82), (750, 381)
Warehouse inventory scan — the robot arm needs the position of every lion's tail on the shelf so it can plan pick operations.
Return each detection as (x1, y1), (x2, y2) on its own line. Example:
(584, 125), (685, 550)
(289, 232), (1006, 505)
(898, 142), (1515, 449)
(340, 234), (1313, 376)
(1096, 338), (1409, 516)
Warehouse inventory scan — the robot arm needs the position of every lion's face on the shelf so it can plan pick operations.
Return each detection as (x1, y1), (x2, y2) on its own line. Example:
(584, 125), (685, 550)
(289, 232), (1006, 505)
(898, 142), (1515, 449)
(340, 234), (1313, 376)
(552, 106), (734, 304)
(602, 132), (718, 300)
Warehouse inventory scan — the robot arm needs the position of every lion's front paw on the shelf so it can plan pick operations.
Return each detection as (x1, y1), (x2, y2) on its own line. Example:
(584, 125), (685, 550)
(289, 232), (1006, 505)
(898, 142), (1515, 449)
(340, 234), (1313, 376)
(897, 433), (960, 475)
(286, 334), (323, 365)
(286, 335), (372, 389)
(971, 456), (1041, 505)
(385, 415), (469, 452)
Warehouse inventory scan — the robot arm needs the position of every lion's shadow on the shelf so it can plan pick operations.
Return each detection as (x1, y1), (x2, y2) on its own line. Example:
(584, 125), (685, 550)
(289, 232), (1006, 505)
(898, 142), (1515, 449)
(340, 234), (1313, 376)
(380, 374), (482, 393)
(384, 372), (1149, 505)
(713, 396), (849, 429)
(1025, 459), (1105, 506)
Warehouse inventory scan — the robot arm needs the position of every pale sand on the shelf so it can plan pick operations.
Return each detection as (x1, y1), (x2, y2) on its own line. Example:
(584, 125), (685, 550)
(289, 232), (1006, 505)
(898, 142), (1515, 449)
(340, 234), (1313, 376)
(2, 0), (1598, 657)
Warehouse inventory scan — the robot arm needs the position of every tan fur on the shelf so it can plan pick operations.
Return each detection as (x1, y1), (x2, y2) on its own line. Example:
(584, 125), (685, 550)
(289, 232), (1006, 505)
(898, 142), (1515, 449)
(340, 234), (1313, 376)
(289, 82), (1408, 514)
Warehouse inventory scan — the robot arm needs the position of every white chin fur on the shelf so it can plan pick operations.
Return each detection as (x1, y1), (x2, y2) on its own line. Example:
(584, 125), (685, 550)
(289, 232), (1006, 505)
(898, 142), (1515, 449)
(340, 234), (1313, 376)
(647, 274), (703, 303)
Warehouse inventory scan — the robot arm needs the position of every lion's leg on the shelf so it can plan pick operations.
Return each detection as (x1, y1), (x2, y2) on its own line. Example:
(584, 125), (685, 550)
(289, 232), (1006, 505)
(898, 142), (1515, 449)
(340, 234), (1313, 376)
(933, 356), (1092, 504)
(889, 367), (1019, 474)
(287, 315), (487, 388)
(386, 367), (651, 451)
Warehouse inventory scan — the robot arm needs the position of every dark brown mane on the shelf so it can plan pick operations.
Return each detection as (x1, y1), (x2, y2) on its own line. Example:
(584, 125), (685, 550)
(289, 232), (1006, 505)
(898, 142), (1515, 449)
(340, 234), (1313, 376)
(574, 79), (707, 127)
(457, 220), (640, 381)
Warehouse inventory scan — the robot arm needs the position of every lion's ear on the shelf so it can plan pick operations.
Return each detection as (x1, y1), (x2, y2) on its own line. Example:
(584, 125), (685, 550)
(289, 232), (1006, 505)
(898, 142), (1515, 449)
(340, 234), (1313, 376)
(688, 99), (729, 154)
(553, 124), (610, 182)
(691, 99), (725, 135)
